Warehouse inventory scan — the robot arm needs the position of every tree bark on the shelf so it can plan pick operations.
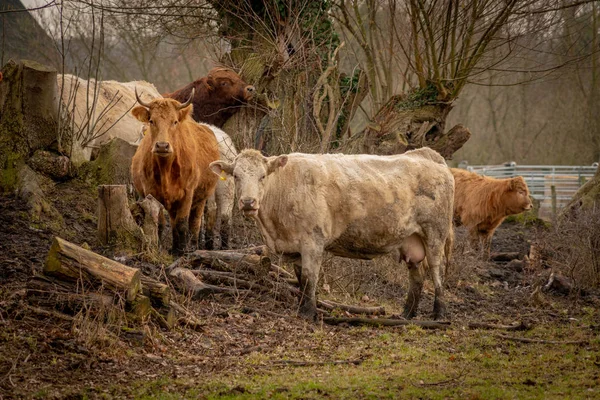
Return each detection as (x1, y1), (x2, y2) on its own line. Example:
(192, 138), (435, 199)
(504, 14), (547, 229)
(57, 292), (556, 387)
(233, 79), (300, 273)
(97, 184), (143, 251)
(358, 96), (470, 158)
(140, 275), (171, 307)
(563, 167), (600, 214)
(131, 194), (164, 250)
(44, 236), (141, 302)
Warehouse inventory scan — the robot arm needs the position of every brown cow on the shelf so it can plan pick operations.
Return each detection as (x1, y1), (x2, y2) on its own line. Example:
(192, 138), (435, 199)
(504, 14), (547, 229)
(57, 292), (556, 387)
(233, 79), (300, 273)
(131, 89), (220, 255)
(451, 168), (533, 258)
(210, 148), (454, 320)
(164, 67), (255, 128)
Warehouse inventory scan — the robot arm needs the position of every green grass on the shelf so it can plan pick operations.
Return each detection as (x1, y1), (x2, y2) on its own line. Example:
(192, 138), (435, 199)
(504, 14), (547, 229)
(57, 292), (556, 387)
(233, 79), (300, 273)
(107, 324), (599, 399)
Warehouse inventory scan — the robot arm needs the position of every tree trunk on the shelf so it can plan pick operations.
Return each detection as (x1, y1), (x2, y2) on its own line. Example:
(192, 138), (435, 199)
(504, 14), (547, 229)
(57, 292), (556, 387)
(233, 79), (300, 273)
(44, 236), (141, 302)
(0, 60), (69, 220)
(358, 96), (471, 158)
(97, 184), (143, 252)
(131, 194), (164, 250)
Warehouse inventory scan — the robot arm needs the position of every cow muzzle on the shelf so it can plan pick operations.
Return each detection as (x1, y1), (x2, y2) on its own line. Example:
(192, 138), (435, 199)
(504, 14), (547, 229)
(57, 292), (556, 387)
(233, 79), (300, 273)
(153, 141), (172, 156)
(244, 85), (255, 100)
(239, 197), (258, 216)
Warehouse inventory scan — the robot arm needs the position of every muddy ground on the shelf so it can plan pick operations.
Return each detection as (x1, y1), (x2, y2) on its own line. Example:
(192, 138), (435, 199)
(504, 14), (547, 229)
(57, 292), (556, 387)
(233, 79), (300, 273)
(0, 179), (599, 399)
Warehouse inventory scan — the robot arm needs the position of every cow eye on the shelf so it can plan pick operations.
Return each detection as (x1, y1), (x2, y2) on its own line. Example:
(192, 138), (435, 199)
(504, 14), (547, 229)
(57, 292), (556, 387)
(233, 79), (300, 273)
(259, 175), (265, 182)
(149, 119), (154, 125)
(173, 120), (178, 126)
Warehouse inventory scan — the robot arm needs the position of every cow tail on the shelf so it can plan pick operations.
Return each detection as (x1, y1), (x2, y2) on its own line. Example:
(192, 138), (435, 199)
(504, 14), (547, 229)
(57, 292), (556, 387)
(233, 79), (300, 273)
(444, 227), (454, 280)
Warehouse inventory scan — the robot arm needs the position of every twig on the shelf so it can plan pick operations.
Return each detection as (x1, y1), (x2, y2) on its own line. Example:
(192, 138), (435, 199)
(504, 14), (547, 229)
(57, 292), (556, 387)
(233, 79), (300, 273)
(412, 366), (468, 387)
(323, 317), (451, 329)
(25, 304), (74, 322)
(271, 359), (363, 367)
(495, 334), (588, 345)
(318, 300), (386, 316)
(467, 321), (530, 331)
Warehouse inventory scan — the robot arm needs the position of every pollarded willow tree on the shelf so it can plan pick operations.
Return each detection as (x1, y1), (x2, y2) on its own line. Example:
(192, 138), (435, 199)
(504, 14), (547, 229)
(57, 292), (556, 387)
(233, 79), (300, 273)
(334, 0), (599, 157)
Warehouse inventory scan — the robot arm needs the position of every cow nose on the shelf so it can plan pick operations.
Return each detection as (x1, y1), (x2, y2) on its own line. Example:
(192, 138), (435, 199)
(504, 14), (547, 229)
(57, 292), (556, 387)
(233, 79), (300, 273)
(154, 142), (170, 152)
(240, 197), (256, 210)
(245, 85), (255, 93)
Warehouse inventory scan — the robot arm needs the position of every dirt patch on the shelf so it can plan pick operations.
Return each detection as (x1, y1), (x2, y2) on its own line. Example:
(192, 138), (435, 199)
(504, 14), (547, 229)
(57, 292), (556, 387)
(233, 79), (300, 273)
(0, 179), (599, 399)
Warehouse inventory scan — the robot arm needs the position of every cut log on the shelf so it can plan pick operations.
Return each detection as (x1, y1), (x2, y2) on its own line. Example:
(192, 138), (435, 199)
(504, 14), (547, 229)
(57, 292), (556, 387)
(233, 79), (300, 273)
(44, 236), (141, 302)
(318, 300), (386, 316)
(168, 267), (243, 299)
(127, 294), (152, 321)
(140, 275), (171, 307)
(27, 277), (115, 315)
(97, 185), (143, 251)
(187, 250), (271, 277)
(131, 194), (164, 250)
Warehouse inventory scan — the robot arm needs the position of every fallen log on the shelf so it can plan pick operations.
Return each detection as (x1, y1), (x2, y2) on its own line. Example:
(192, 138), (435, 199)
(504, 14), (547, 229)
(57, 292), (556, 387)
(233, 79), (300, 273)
(127, 294), (152, 321)
(490, 252), (521, 262)
(191, 269), (256, 290)
(44, 237), (141, 302)
(318, 300), (386, 316)
(168, 267), (244, 299)
(140, 275), (171, 307)
(323, 317), (451, 329)
(187, 250), (271, 277)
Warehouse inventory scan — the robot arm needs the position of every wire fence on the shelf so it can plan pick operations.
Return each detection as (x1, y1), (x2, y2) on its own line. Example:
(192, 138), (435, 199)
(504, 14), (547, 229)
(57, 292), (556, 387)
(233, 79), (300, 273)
(460, 162), (599, 219)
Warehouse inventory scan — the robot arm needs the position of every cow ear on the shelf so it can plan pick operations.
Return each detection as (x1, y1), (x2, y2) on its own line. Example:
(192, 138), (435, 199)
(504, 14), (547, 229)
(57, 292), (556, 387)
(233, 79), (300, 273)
(210, 160), (234, 176)
(509, 177), (522, 191)
(266, 155), (288, 175)
(178, 104), (193, 121)
(132, 106), (150, 123)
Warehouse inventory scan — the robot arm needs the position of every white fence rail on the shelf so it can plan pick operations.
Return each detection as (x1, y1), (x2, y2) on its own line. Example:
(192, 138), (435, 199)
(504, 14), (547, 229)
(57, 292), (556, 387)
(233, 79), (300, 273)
(461, 162), (598, 218)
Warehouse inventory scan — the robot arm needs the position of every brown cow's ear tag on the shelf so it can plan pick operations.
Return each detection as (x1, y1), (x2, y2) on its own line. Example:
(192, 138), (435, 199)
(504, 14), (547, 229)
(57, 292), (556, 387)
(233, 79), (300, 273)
(220, 171), (227, 181)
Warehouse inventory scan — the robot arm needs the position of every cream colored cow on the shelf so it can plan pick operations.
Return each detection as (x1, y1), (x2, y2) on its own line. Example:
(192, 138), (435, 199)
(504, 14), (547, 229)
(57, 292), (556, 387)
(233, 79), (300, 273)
(57, 74), (161, 164)
(210, 147), (455, 320)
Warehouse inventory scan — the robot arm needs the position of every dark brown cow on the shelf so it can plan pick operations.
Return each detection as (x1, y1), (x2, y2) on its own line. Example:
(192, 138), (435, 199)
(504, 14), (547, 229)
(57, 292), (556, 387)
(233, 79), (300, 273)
(131, 89), (220, 255)
(164, 67), (255, 127)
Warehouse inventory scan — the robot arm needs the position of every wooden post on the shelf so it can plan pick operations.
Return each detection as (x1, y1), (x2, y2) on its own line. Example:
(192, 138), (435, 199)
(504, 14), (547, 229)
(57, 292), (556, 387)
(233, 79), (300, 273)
(44, 237), (141, 302)
(97, 185), (143, 251)
(551, 185), (557, 216)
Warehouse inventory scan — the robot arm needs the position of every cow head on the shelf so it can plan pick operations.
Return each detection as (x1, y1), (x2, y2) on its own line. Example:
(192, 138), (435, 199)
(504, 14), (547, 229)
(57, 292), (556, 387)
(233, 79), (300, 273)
(504, 176), (533, 215)
(205, 68), (255, 103)
(209, 149), (287, 217)
(132, 88), (195, 157)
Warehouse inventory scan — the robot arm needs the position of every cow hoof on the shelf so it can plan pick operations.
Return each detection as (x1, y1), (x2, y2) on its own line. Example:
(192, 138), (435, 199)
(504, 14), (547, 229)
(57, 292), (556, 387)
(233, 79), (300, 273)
(433, 301), (447, 321)
(298, 306), (317, 321)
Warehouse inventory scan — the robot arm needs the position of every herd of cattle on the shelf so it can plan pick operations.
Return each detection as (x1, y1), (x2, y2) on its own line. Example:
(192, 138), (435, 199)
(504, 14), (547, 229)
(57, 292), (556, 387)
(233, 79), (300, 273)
(59, 67), (533, 320)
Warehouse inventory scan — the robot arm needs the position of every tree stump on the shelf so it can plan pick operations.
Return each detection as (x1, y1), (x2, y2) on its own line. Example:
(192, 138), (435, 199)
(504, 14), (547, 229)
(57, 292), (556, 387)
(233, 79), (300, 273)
(97, 184), (143, 252)
(44, 237), (142, 302)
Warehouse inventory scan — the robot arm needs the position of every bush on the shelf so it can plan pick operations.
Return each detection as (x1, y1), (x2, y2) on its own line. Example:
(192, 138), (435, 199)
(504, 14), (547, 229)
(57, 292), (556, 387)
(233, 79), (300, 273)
(536, 208), (600, 290)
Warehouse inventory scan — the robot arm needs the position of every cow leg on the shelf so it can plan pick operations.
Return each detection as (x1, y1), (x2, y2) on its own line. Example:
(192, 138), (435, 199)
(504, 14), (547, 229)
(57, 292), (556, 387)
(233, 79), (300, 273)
(204, 193), (217, 250)
(297, 243), (323, 320)
(189, 199), (207, 251)
(428, 251), (447, 320)
(402, 260), (423, 319)
(170, 210), (189, 256)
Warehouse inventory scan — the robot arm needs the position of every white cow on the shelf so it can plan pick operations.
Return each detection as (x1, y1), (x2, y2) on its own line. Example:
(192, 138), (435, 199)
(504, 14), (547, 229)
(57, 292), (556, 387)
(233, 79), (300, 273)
(201, 124), (237, 249)
(210, 147), (455, 320)
(57, 74), (161, 164)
